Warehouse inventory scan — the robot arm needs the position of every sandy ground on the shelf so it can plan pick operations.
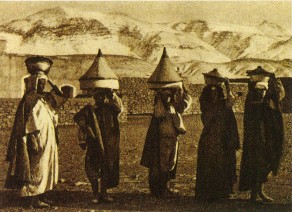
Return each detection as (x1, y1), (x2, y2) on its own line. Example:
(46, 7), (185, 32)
(0, 114), (291, 211)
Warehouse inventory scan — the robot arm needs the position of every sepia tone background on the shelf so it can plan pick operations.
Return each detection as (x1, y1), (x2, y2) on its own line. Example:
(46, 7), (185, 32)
(0, 1), (291, 210)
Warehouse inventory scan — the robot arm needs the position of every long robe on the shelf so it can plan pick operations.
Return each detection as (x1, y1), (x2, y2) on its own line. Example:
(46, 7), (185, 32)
(195, 85), (240, 201)
(239, 79), (285, 191)
(74, 94), (122, 189)
(5, 92), (59, 197)
(140, 92), (191, 195)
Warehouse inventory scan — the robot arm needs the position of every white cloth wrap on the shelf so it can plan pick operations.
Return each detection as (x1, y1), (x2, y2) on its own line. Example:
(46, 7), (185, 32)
(80, 79), (119, 90)
(22, 98), (58, 196)
(148, 82), (183, 90)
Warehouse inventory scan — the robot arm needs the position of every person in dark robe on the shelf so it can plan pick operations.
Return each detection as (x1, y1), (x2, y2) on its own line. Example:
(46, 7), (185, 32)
(74, 88), (123, 204)
(239, 73), (285, 202)
(5, 56), (67, 208)
(140, 87), (192, 198)
(195, 77), (240, 202)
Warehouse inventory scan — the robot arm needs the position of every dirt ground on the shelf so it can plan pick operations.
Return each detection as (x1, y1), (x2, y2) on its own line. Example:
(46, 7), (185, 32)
(0, 114), (291, 211)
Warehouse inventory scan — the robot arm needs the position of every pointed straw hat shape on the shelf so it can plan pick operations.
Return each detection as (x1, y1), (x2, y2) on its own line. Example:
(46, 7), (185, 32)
(79, 49), (119, 90)
(148, 47), (182, 84)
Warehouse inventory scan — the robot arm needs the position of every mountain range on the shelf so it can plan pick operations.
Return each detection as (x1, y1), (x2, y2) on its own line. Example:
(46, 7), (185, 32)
(0, 6), (291, 81)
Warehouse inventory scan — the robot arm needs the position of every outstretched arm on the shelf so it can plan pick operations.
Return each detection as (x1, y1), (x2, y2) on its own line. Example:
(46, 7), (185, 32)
(47, 78), (64, 96)
(46, 78), (68, 109)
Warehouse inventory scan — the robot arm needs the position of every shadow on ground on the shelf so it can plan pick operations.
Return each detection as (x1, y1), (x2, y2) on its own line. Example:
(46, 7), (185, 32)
(1, 115), (291, 211)
(1, 190), (291, 211)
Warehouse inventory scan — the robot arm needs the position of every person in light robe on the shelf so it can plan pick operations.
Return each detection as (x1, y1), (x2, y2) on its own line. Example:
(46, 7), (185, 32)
(5, 57), (67, 208)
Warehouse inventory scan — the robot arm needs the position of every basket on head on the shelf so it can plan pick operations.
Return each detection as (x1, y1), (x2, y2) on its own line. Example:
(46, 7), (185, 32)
(148, 47), (183, 90)
(246, 66), (273, 82)
(25, 56), (53, 75)
(79, 49), (119, 90)
(203, 69), (226, 85)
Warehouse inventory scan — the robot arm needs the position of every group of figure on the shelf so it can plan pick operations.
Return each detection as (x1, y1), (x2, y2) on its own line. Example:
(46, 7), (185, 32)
(194, 67), (285, 203)
(4, 49), (285, 208)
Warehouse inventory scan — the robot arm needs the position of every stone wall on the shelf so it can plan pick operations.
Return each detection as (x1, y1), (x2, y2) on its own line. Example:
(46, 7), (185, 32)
(120, 77), (249, 115)
(2, 77), (292, 129)
(0, 97), (128, 129)
(59, 97), (128, 125)
(120, 78), (155, 114)
(0, 53), (155, 98)
(0, 80), (249, 129)
(0, 99), (20, 129)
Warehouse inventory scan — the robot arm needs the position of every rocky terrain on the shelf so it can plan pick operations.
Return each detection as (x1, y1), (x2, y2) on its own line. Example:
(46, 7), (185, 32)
(0, 6), (291, 82)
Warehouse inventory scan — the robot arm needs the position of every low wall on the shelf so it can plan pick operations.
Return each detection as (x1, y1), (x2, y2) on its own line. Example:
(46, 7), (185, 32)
(2, 78), (291, 130)
(120, 78), (248, 115)
(0, 99), (20, 129)
(120, 78), (155, 114)
(58, 97), (127, 125)
(0, 97), (128, 129)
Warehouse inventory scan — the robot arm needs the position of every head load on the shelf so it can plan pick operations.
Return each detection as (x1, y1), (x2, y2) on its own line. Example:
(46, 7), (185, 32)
(246, 66), (273, 83)
(79, 49), (119, 92)
(24, 56), (53, 93)
(148, 47), (183, 90)
(202, 68), (227, 85)
(25, 56), (53, 75)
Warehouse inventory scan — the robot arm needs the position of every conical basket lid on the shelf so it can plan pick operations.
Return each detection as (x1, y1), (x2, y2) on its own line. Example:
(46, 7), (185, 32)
(148, 47), (182, 84)
(79, 49), (118, 81)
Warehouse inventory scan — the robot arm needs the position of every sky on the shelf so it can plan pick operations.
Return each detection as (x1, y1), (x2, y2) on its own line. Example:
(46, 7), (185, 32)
(0, 1), (291, 31)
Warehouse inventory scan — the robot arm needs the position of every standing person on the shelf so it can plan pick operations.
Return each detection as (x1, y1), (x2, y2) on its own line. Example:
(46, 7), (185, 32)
(74, 89), (123, 203)
(140, 47), (192, 198)
(5, 56), (67, 208)
(195, 69), (240, 202)
(141, 88), (191, 198)
(74, 49), (122, 204)
(239, 66), (285, 202)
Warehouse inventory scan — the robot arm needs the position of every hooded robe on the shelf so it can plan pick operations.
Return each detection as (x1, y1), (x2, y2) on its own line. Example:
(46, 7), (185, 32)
(140, 91), (191, 195)
(239, 78), (285, 191)
(195, 85), (240, 201)
(74, 93), (122, 189)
